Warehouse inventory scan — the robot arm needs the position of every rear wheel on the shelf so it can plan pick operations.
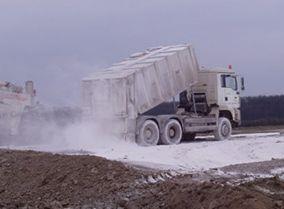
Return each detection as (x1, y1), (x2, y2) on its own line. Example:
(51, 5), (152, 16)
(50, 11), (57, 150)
(161, 119), (182, 145)
(136, 120), (160, 146)
(214, 117), (232, 141)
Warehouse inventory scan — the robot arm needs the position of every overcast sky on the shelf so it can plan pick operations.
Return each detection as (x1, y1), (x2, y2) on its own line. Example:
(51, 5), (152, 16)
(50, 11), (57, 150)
(0, 0), (283, 105)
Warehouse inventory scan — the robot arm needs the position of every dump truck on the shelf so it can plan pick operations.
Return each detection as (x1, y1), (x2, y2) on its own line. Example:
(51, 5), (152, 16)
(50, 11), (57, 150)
(82, 44), (244, 146)
(0, 81), (36, 137)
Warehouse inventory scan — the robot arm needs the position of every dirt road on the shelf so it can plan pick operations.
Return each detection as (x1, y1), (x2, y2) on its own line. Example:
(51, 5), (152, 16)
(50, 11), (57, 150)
(3, 132), (284, 172)
(0, 150), (283, 209)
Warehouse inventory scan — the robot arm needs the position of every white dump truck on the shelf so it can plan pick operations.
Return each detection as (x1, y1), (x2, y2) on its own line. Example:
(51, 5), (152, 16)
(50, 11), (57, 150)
(0, 81), (36, 137)
(82, 44), (244, 146)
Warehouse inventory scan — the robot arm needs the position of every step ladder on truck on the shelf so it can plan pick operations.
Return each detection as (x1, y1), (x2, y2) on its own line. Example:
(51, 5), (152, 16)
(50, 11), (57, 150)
(81, 44), (245, 146)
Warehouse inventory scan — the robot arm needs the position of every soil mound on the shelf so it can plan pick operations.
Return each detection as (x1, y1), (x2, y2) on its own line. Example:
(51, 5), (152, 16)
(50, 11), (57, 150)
(0, 150), (283, 209)
(128, 177), (284, 209)
(0, 150), (144, 209)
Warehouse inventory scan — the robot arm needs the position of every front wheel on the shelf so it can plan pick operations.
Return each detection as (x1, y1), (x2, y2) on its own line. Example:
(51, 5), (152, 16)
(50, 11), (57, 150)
(136, 120), (160, 146)
(214, 117), (232, 141)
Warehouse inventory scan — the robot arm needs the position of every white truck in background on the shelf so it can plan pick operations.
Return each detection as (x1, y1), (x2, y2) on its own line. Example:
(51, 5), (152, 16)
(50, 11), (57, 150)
(0, 81), (36, 137)
(82, 44), (244, 146)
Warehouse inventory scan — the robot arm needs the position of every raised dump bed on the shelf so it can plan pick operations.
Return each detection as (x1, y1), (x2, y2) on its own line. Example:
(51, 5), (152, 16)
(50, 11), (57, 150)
(82, 44), (199, 140)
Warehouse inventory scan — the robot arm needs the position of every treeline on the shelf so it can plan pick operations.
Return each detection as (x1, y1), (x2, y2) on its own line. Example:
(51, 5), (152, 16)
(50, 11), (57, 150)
(144, 95), (284, 127)
(241, 95), (284, 126)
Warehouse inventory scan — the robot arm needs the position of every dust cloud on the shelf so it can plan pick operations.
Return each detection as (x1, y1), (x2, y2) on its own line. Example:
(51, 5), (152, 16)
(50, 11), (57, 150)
(0, 107), (134, 153)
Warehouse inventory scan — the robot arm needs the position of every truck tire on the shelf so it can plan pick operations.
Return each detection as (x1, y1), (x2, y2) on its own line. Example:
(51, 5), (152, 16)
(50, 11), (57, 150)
(136, 120), (160, 146)
(214, 117), (232, 141)
(161, 119), (182, 145)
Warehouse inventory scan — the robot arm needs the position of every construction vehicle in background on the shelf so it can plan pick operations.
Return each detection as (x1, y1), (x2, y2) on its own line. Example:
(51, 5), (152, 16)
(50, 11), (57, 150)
(0, 81), (36, 137)
(0, 80), (83, 145)
(82, 44), (245, 146)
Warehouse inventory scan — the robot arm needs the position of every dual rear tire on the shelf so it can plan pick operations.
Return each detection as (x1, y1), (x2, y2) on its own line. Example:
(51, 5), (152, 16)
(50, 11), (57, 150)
(136, 120), (160, 146)
(160, 119), (183, 145)
(136, 119), (182, 146)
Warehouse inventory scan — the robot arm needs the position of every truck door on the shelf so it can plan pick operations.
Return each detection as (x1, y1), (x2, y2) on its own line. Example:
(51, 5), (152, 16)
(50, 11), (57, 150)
(220, 74), (240, 108)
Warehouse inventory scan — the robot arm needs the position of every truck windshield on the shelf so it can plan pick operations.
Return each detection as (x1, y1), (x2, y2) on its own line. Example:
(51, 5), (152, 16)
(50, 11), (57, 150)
(221, 75), (237, 91)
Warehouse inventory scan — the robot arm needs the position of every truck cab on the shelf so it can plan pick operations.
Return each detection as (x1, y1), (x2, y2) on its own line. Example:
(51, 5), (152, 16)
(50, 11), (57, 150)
(192, 68), (244, 126)
(176, 67), (244, 142)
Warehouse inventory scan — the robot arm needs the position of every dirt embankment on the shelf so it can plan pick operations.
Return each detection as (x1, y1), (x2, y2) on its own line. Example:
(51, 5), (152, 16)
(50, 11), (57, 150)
(0, 150), (283, 209)
(0, 150), (145, 209)
(128, 176), (284, 209)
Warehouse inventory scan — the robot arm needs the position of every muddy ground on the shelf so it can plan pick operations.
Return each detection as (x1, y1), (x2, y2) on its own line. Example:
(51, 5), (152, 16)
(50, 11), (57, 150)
(233, 125), (284, 135)
(0, 150), (283, 209)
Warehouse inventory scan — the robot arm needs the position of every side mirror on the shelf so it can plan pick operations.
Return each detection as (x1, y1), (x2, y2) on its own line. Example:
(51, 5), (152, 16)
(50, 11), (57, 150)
(241, 77), (245, 91)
